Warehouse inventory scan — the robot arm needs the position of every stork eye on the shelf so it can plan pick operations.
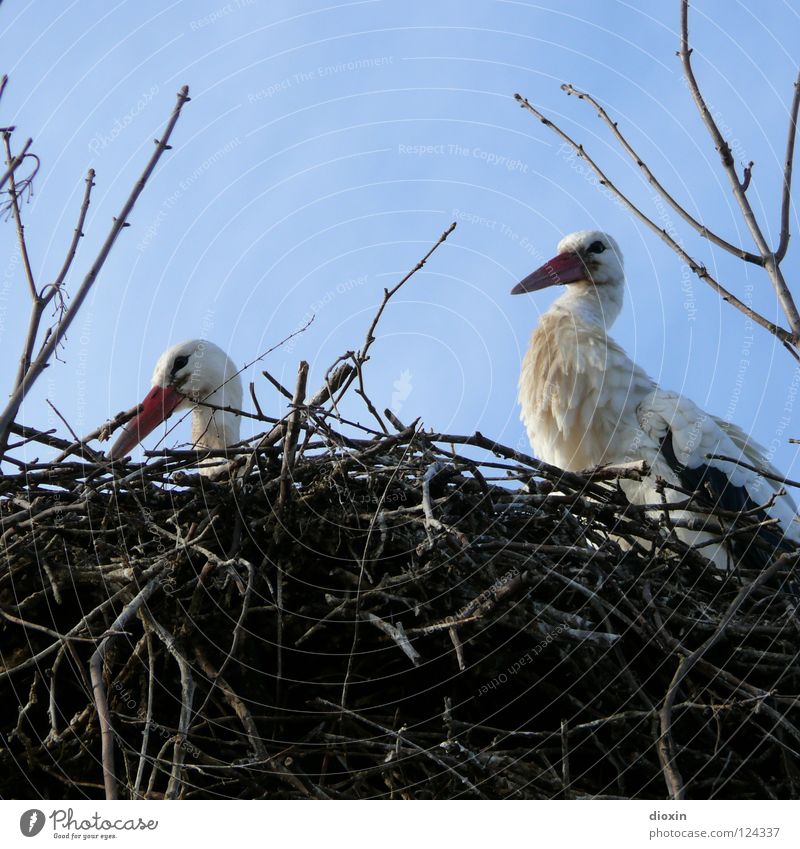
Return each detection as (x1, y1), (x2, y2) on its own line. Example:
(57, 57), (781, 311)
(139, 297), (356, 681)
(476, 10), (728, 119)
(172, 355), (189, 374)
(588, 241), (606, 254)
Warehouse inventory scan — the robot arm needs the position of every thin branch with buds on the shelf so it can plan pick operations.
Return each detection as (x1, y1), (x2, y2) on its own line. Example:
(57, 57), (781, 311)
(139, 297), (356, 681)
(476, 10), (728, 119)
(0, 85), (192, 457)
(513, 93), (797, 355)
(677, 0), (800, 336)
(776, 69), (800, 262)
(514, 0), (800, 356)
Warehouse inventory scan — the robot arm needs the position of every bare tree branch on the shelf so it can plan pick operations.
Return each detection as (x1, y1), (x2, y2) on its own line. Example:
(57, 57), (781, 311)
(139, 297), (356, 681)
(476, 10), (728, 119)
(657, 551), (795, 799)
(2, 132), (37, 300)
(331, 221), (457, 409)
(776, 69), (800, 262)
(89, 577), (162, 801)
(679, 0), (800, 337)
(12, 168), (95, 393)
(513, 93), (796, 351)
(560, 83), (763, 265)
(0, 135), (32, 194)
(0, 85), (191, 456)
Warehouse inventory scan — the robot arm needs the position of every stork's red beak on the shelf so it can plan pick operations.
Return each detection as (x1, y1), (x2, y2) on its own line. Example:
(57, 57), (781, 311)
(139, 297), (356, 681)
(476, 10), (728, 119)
(511, 251), (588, 294)
(108, 385), (184, 460)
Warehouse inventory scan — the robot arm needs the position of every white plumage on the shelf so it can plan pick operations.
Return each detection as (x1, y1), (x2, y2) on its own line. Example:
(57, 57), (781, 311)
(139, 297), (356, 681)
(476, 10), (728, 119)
(109, 339), (242, 476)
(514, 230), (798, 569)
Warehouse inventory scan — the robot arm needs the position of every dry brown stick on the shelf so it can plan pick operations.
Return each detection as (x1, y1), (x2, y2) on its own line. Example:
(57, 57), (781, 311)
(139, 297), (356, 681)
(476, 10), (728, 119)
(6, 422), (73, 454)
(11, 168), (95, 395)
(333, 222), (457, 406)
(45, 400), (92, 457)
(352, 356), (388, 433)
(448, 627), (466, 671)
(0, 564), (165, 683)
(0, 85), (192, 454)
(262, 369), (292, 400)
(143, 610), (196, 800)
(776, 68), (800, 262)
(193, 646), (326, 798)
(0, 136), (33, 194)
(657, 551), (797, 800)
(3, 132), (37, 300)
(363, 612), (421, 666)
(53, 404), (140, 462)
(133, 627), (156, 799)
(697, 453), (800, 491)
(0, 608), (100, 644)
(560, 83), (761, 264)
(309, 362), (354, 408)
(248, 382), (266, 421)
(560, 718), (571, 799)
(316, 698), (487, 798)
(428, 430), (612, 500)
(190, 558), (255, 723)
(279, 360), (308, 508)
(48, 169), (96, 296)
(340, 437), (417, 710)
(679, 0), (800, 337)
(89, 577), (162, 800)
(239, 362), (352, 481)
(360, 222), (456, 359)
(514, 93), (797, 352)
(195, 317), (314, 418)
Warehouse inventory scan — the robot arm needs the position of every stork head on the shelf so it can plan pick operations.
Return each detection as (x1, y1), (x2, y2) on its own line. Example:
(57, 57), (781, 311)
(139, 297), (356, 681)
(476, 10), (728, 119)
(109, 339), (242, 460)
(511, 230), (624, 295)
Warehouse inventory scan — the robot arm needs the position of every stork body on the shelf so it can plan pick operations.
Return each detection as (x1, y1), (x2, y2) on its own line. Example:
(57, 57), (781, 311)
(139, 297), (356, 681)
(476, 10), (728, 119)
(514, 231), (798, 569)
(109, 339), (242, 475)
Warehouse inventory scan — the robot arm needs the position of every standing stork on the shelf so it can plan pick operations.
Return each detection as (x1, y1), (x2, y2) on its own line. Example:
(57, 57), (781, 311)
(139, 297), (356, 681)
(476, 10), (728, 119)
(109, 339), (242, 475)
(513, 229), (799, 569)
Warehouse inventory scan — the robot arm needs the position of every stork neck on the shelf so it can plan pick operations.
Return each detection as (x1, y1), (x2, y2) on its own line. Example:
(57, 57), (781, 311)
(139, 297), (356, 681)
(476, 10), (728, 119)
(191, 403), (240, 453)
(553, 280), (623, 329)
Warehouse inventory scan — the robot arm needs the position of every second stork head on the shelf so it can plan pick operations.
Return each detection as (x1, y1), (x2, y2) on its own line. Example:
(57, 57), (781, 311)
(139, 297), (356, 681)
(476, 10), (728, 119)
(109, 339), (243, 471)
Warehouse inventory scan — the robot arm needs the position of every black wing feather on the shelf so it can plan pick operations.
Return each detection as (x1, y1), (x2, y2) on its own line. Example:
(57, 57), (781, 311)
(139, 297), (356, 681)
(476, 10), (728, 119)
(660, 430), (788, 569)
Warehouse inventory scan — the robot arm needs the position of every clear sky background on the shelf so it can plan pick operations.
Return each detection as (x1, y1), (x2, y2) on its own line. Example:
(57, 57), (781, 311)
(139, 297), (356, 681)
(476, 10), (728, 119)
(1, 0), (799, 483)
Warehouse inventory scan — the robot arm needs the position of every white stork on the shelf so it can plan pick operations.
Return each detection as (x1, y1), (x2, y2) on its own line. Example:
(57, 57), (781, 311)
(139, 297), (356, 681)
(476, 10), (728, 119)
(513, 229), (799, 569)
(109, 339), (242, 475)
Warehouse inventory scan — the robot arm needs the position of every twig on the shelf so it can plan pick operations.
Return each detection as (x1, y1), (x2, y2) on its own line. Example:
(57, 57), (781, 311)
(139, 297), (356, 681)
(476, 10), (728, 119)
(53, 404), (140, 462)
(514, 93), (797, 350)
(560, 83), (761, 264)
(364, 612), (421, 666)
(0, 136), (32, 194)
(143, 610), (196, 800)
(133, 628), (156, 799)
(705, 453), (800, 489)
(333, 222), (457, 406)
(89, 577), (162, 800)
(316, 698), (487, 798)
(262, 369), (292, 400)
(679, 0), (800, 338)
(657, 552), (795, 799)
(0, 85), (192, 455)
(49, 169), (95, 295)
(776, 69), (800, 262)
(278, 360), (308, 508)
(3, 132), (37, 300)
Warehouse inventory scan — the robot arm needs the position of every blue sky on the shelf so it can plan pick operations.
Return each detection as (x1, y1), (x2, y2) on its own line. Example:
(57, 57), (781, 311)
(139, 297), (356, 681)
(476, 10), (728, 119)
(2, 0), (799, 481)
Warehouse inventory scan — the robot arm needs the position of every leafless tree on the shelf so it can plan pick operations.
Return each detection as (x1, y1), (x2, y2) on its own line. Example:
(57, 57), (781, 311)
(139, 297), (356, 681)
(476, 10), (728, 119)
(515, 0), (800, 361)
(0, 79), (192, 458)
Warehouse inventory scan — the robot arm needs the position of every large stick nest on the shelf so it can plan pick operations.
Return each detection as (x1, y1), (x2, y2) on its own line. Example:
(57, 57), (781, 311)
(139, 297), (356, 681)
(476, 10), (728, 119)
(1, 405), (799, 800)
